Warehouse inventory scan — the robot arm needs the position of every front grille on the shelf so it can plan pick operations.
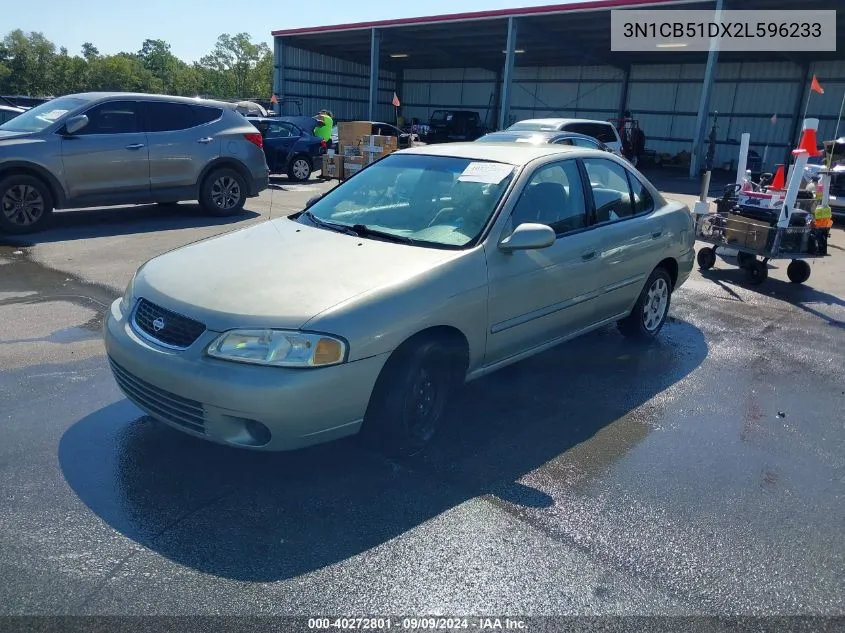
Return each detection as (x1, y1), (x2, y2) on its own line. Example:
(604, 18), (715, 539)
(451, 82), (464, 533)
(109, 357), (205, 433)
(132, 298), (206, 349)
(829, 176), (845, 196)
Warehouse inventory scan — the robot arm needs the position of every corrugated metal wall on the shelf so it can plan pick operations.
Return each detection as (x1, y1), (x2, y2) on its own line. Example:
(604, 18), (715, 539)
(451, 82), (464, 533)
(281, 46), (396, 121)
(401, 68), (498, 126)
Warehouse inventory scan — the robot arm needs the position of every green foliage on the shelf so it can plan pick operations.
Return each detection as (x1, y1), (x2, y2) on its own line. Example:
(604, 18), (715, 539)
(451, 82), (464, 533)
(0, 30), (273, 100)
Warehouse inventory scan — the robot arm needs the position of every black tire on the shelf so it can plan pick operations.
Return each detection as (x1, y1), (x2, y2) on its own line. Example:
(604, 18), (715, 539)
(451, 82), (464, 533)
(199, 168), (247, 217)
(618, 267), (673, 340)
(362, 339), (463, 457)
(0, 174), (54, 234)
(786, 259), (811, 284)
(287, 155), (312, 182)
(736, 251), (756, 269)
(744, 260), (768, 285)
(697, 247), (716, 270)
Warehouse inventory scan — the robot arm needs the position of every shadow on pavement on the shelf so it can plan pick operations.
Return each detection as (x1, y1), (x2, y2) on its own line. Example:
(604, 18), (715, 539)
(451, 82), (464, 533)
(701, 266), (845, 328)
(0, 203), (261, 246)
(59, 319), (708, 582)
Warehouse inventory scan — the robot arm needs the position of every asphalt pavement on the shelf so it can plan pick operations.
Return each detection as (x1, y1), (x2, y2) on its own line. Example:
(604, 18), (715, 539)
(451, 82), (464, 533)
(1, 176), (844, 619)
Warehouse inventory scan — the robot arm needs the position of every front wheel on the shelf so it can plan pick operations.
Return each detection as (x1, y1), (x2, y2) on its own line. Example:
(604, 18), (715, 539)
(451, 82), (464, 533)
(0, 175), (54, 234)
(362, 340), (460, 457)
(199, 168), (247, 217)
(288, 156), (312, 182)
(618, 267), (672, 340)
(697, 247), (716, 270)
(787, 260), (811, 284)
(744, 260), (768, 285)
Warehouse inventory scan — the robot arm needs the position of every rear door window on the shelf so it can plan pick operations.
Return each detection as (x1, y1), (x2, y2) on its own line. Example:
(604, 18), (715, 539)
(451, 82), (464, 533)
(144, 101), (196, 132)
(582, 157), (635, 224)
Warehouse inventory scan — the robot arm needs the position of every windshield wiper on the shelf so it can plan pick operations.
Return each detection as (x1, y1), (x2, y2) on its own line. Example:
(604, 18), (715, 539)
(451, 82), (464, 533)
(301, 210), (358, 236)
(350, 224), (414, 244)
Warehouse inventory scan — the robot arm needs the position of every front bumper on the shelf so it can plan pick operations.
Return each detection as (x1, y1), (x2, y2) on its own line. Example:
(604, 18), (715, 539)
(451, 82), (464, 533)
(829, 195), (844, 218)
(103, 298), (388, 451)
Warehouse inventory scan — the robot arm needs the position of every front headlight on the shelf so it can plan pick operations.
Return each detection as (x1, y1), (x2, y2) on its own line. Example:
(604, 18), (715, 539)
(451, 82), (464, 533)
(207, 329), (347, 368)
(120, 272), (137, 313)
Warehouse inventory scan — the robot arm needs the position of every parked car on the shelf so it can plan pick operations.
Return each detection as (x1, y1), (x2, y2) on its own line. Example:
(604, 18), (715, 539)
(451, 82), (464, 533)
(507, 118), (624, 156)
(823, 137), (845, 219)
(0, 105), (25, 125)
(0, 92), (269, 234)
(105, 142), (694, 456)
(247, 116), (326, 182)
(475, 129), (613, 152)
(426, 109), (486, 143)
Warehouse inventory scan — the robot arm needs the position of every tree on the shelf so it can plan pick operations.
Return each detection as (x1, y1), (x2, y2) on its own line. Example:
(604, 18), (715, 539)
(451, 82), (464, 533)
(0, 30), (275, 100)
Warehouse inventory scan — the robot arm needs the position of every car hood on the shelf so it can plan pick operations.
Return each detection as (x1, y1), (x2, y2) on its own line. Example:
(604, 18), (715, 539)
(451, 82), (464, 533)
(134, 217), (462, 332)
(0, 130), (34, 142)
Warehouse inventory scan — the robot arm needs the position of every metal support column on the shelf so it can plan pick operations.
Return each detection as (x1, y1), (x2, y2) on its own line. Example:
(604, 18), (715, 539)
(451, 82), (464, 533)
(498, 17), (518, 131)
(396, 68), (404, 126)
(617, 64), (631, 120)
(369, 28), (381, 121)
(787, 62), (812, 163)
(690, 0), (724, 179)
(273, 37), (285, 116)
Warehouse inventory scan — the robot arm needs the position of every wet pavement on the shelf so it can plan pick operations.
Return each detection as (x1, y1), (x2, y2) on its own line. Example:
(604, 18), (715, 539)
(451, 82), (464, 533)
(0, 185), (844, 616)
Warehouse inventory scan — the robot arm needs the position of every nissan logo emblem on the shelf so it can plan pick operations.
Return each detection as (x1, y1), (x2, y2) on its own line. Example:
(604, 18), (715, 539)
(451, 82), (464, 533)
(152, 317), (166, 332)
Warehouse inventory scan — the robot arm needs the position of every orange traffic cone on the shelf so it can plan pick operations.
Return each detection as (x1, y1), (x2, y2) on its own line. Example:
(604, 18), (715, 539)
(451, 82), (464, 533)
(793, 118), (822, 157)
(770, 164), (785, 190)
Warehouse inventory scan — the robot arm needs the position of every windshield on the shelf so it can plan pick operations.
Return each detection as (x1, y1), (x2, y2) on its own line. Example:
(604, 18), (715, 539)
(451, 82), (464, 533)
(0, 97), (86, 133)
(298, 153), (515, 248)
(507, 121), (559, 132)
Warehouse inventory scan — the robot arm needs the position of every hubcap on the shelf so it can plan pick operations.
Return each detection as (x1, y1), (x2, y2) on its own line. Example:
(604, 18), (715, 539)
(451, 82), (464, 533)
(2, 184), (44, 226)
(643, 277), (669, 332)
(210, 177), (241, 209)
(293, 159), (310, 180)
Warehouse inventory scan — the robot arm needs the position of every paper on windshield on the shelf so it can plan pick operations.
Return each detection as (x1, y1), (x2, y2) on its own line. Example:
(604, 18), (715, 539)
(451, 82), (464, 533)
(458, 161), (514, 184)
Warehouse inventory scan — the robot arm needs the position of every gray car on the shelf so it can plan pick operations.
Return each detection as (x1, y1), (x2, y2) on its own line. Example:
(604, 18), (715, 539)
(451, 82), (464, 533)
(0, 92), (270, 234)
(104, 142), (695, 456)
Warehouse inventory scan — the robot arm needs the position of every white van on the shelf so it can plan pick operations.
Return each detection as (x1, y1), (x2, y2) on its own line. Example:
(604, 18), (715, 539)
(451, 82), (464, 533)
(506, 118), (624, 157)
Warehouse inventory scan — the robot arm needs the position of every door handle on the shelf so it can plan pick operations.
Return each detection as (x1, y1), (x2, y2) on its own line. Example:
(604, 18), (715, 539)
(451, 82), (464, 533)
(197, 137), (214, 144)
(652, 231), (663, 239)
(581, 251), (597, 261)
(125, 143), (145, 150)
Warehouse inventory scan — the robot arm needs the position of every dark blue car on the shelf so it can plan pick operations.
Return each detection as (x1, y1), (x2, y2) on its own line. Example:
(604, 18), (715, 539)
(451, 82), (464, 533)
(247, 116), (326, 182)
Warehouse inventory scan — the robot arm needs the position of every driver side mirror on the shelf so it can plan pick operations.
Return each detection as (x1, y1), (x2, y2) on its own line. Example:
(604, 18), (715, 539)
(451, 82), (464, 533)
(64, 115), (88, 136)
(498, 222), (556, 252)
(305, 195), (322, 209)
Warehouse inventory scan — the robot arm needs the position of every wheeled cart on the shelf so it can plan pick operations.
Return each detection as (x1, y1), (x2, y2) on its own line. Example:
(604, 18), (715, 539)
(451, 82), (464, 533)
(694, 213), (828, 286)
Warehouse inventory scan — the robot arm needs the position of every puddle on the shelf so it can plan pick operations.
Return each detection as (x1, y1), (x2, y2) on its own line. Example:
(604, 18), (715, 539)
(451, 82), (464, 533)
(0, 246), (119, 344)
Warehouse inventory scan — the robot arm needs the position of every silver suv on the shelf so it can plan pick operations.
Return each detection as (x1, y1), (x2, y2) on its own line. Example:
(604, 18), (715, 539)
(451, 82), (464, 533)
(0, 92), (270, 234)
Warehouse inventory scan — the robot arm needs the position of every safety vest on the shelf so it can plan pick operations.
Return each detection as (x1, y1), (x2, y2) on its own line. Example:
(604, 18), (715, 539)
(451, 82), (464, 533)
(314, 114), (333, 142)
(814, 205), (833, 228)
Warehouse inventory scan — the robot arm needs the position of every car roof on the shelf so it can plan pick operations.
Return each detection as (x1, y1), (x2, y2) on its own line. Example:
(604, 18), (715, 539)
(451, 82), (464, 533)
(60, 92), (236, 109)
(397, 142), (594, 165)
(512, 118), (614, 127)
(480, 130), (599, 141)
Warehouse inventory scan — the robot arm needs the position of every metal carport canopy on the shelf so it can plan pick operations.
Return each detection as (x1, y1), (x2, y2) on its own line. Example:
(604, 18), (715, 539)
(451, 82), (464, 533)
(272, 0), (843, 175)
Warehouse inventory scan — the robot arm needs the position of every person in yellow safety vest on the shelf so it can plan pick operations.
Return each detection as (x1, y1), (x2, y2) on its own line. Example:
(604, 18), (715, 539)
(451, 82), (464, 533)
(313, 110), (334, 147)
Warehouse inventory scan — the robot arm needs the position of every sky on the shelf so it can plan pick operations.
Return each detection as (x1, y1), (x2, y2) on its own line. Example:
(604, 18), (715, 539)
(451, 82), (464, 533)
(4, 0), (590, 63)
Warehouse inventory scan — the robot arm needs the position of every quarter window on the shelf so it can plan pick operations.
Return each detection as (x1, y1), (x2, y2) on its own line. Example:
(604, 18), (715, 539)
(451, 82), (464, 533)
(510, 160), (588, 234)
(76, 101), (139, 134)
(570, 137), (600, 149)
(582, 158), (635, 223)
(627, 172), (655, 214)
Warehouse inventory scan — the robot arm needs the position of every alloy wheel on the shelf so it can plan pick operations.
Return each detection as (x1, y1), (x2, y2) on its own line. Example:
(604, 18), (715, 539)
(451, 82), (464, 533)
(292, 159), (310, 180)
(210, 176), (241, 210)
(2, 184), (45, 227)
(642, 277), (669, 332)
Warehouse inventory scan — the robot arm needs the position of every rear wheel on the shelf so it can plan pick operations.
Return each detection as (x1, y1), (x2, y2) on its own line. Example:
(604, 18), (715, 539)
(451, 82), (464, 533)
(618, 267), (672, 340)
(199, 168), (246, 217)
(736, 251), (756, 268)
(0, 175), (54, 234)
(744, 259), (768, 285)
(288, 156), (312, 182)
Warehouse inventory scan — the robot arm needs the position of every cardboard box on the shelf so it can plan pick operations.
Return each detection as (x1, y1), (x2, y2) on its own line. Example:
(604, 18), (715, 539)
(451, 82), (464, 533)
(321, 154), (343, 179)
(725, 214), (773, 251)
(343, 156), (364, 178)
(360, 134), (398, 165)
(338, 121), (372, 148)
